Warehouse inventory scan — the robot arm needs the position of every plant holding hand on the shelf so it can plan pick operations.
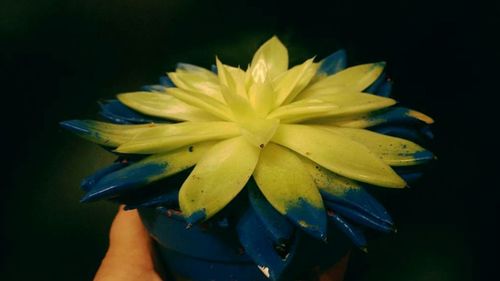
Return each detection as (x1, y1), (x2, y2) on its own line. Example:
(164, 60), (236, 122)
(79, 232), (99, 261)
(94, 206), (349, 281)
(94, 206), (162, 281)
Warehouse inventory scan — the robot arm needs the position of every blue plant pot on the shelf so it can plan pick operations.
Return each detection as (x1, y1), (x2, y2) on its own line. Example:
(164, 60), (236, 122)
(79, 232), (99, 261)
(139, 207), (351, 281)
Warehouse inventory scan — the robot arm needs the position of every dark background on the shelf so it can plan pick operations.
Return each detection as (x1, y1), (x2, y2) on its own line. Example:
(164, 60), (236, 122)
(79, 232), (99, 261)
(1, 0), (497, 280)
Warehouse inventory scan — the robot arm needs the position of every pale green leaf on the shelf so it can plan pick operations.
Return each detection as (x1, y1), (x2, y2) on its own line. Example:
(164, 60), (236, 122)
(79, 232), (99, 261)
(143, 141), (217, 177)
(166, 88), (233, 121)
(318, 126), (434, 166)
(216, 58), (247, 98)
(270, 92), (395, 123)
(298, 62), (385, 100)
(253, 143), (326, 238)
(332, 108), (434, 128)
(168, 70), (224, 102)
(248, 80), (275, 117)
(115, 122), (241, 154)
(117, 92), (220, 121)
(300, 156), (361, 192)
(271, 124), (406, 188)
(267, 99), (339, 123)
(59, 120), (165, 147)
(248, 36), (288, 83)
(216, 59), (254, 120)
(179, 136), (260, 221)
(273, 58), (316, 106)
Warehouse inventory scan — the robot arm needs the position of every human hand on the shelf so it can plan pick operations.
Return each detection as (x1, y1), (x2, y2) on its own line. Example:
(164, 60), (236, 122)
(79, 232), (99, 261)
(94, 206), (162, 281)
(93, 205), (348, 281)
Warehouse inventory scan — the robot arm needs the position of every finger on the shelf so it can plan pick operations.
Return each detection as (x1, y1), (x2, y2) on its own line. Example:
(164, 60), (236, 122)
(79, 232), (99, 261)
(94, 206), (162, 281)
(107, 206), (153, 263)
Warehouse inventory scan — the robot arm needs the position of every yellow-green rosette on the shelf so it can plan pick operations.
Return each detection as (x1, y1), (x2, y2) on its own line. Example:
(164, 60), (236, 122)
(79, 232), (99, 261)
(61, 37), (435, 275)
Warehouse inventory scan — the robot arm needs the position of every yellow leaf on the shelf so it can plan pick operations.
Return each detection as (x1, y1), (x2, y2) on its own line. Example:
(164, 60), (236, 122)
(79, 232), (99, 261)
(253, 144), (325, 238)
(318, 126), (434, 166)
(179, 136), (260, 222)
(168, 70), (224, 102)
(115, 122), (241, 154)
(273, 58), (316, 106)
(270, 92), (395, 123)
(299, 62), (385, 100)
(248, 80), (275, 117)
(271, 124), (406, 188)
(166, 88), (233, 121)
(118, 92), (220, 121)
(59, 120), (162, 147)
(248, 36), (289, 83)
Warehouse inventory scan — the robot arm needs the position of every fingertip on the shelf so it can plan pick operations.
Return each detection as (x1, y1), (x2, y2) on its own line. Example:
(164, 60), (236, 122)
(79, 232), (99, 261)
(109, 206), (148, 244)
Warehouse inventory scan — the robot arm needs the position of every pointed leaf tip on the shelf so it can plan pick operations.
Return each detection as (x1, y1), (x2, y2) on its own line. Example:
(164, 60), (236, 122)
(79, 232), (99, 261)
(80, 162), (128, 192)
(80, 191), (101, 203)
(327, 211), (367, 249)
(412, 150), (435, 163)
(79, 162), (168, 202)
(249, 36), (289, 82)
(80, 194), (90, 203)
(60, 120), (90, 134)
(326, 202), (394, 233)
(317, 49), (347, 76)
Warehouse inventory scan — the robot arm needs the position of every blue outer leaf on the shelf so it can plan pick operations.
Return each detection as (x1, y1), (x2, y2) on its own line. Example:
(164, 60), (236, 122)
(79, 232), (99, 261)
(324, 201), (394, 233)
(319, 185), (393, 226)
(159, 75), (175, 87)
(327, 210), (367, 250)
(317, 49), (347, 76)
(420, 126), (435, 139)
(375, 78), (393, 97)
(124, 187), (179, 210)
(371, 124), (434, 144)
(176, 63), (209, 72)
(394, 165), (427, 183)
(365, 72), (386, 94)
(356, 107), (432, 129)
(99, 99), (167, 124)
(398, 171), (424, 183)
(237, 208), (297, 281)
(80, 162), (168, 202)
(80, 161), (129, 192)
(211, 64), (218, 74)
(140, 84), (167, 92)
(140, 74), (176, 90)
(248, 180), (294, 246)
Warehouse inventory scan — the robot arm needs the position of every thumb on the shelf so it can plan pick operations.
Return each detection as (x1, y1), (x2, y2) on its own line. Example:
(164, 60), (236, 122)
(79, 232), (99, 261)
(94, 206), (162, 281)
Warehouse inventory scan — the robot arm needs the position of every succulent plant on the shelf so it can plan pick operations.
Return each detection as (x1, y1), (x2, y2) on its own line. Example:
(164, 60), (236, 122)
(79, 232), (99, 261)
(61, 36), (434, 280)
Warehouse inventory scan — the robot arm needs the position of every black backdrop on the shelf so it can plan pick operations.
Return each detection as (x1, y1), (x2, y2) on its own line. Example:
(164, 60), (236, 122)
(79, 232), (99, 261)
(2, 0), (497, 280)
